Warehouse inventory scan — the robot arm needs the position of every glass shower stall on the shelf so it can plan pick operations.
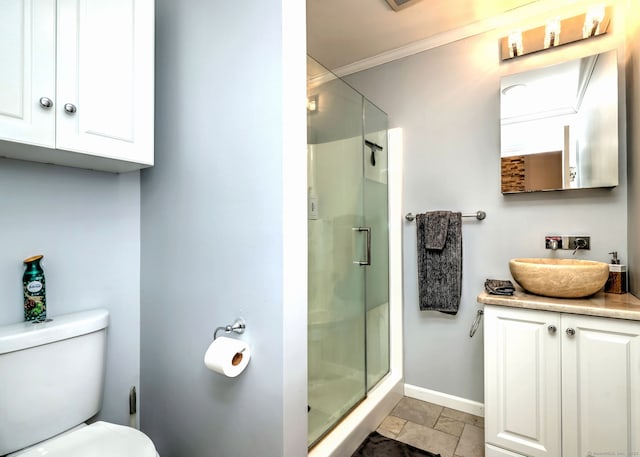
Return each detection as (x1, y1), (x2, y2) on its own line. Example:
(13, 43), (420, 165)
(307, 56), (390, 447)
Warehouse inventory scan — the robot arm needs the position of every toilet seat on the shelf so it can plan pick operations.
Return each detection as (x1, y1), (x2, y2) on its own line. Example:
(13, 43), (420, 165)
(9, 421), (158, 457)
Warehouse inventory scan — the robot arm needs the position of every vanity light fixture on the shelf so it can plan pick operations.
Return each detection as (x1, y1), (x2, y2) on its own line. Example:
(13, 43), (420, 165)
(508, 31), (524, 58)
(500, 5), (611, 60)
(307, 94), (318, 112)
(544, 17), (561, 48)
(583, 4), (606, 38)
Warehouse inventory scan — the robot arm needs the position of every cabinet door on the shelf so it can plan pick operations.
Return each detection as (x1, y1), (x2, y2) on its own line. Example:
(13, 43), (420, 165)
(484, 306), (562, 457)
(56, 0), (154, 165)
(486, 443), (527, 457)
(0, 0), (55, 147)
(562, 315), (640, 457)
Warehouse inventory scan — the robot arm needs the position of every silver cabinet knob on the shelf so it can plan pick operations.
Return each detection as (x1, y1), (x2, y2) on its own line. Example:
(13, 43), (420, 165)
(39, 97), (53, 108)
(566, 328), (576, 336)
(548, 325), (557, 334)
(63, 103), (77, 114)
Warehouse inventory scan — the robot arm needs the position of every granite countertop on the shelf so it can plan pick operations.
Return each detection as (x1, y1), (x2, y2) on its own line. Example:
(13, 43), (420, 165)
(477, 288), (640, 321)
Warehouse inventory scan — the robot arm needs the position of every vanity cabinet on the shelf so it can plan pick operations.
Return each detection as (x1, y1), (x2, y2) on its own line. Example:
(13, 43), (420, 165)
(484, 305), (640, 457)
(0, 0), (154, 172)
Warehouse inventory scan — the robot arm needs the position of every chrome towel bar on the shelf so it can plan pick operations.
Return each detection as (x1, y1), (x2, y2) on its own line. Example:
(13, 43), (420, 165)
(405, 211), (486, 222)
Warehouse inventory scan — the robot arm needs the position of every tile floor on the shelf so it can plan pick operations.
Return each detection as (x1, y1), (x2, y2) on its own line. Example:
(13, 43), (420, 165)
(376, 397), (484, 457)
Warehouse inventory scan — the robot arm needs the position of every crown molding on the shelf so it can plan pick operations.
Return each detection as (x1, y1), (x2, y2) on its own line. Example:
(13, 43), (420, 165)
(330, 0), (609, 77)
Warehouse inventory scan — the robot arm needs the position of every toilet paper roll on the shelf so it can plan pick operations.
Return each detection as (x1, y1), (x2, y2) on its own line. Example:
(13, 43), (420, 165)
(204, 336), (251, 377)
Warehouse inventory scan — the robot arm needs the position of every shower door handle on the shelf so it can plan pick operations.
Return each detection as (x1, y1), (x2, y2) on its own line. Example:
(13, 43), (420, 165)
(352, 227), (371, 266)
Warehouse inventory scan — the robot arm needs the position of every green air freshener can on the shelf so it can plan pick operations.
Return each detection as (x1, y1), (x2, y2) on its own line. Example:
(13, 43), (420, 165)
(23, 254), (46, 322)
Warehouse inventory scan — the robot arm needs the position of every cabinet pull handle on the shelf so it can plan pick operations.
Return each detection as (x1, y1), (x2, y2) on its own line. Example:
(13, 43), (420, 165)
(39, 97), (53, 109)
(548, 325), (556, 334)
(64, 103), (77, 114)
(566, 327), (576, 336)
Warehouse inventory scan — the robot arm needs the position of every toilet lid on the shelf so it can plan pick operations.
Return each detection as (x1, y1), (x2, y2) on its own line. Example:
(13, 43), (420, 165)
(13, 422), (157, 457)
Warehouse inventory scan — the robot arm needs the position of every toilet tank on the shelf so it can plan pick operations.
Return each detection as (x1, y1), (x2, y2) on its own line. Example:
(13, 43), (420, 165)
(0, 309), (109, 455)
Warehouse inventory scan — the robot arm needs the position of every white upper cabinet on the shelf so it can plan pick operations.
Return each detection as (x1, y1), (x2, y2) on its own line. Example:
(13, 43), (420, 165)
(0, 0), (56, 147)
(0, 0), (154, 172)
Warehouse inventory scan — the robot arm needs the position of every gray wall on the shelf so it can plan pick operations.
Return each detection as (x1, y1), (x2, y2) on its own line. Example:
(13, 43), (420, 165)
(140, 1), (306, 456)
(0, 158), (141, 425)
(345, 23), (627, 402)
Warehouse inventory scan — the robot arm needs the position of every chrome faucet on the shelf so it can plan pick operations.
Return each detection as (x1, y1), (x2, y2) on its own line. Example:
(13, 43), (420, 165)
(545, 236), (590, 253)
(545, 236), (562, 250)
(572, 237), (588, 255)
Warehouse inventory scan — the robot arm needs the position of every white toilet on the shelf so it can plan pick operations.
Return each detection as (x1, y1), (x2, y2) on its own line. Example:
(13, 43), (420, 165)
(0, 308), (159, 457)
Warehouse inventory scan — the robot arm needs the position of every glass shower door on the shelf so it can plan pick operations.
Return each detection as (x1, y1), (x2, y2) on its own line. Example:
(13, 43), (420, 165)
(307, 56), (390, 448)
(307, 60), (367, 446)
(363, 99), (390, 390)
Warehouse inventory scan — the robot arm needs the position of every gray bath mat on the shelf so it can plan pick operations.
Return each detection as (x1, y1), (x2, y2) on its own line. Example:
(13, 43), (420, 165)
(352, 431), (441, 457)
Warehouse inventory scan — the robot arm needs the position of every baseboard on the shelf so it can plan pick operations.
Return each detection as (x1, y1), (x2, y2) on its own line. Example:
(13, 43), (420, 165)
(403, 384), (484, 418)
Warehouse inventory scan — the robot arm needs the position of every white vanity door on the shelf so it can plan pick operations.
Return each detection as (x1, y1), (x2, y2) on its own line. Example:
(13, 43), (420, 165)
(0, 0), (56, 147)
(561, 314), (640, 457)
(485, 443), (527, 456)
(484, 305), (562, 457)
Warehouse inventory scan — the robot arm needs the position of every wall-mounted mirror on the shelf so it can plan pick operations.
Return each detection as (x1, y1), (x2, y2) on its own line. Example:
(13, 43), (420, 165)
(500, 49), (619, 194)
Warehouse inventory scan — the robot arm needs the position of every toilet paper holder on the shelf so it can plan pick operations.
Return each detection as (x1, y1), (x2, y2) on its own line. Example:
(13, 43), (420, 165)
(214, 318), (246, 340)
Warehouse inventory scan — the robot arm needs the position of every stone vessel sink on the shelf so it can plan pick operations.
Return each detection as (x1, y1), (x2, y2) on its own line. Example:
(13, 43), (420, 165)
(509, 258), (609, 298)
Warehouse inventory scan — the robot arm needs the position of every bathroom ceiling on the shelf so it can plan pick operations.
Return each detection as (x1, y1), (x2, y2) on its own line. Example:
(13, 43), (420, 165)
(307, 0), (540, 71)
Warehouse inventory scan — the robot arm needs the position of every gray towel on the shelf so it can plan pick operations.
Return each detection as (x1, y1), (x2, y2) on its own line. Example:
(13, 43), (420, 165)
(484, 279), (515, 296)
(416, 211), (462, 315)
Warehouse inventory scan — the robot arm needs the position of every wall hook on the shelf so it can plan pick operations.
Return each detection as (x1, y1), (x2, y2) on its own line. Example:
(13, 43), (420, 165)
(469, 309), (484, 338)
